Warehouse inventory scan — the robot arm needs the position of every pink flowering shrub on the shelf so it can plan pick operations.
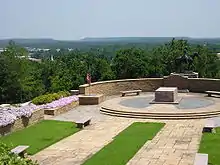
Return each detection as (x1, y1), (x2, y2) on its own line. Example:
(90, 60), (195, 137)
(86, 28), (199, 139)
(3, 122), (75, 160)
(39, 95), (78, 109)
(0, 95), (78, 127)
(0, 104), (40, 127)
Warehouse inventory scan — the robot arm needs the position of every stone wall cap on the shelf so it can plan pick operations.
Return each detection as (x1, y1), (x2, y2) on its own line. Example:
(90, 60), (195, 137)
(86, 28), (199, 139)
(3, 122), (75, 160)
(79, 94), (103, 97)
(189, 78), (220, 81)
(79, 78), (163, 87)
(156, 87), (177, 91)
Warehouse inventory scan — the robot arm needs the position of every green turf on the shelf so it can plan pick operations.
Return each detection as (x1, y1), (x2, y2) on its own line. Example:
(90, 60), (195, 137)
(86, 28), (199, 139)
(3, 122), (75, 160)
(0, 120), (79, 155)
(199, 127), (220, 165)
(83, 122), (164, 165)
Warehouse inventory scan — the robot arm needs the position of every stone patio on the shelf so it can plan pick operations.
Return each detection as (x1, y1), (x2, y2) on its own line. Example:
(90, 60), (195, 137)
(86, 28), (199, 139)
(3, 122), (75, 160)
(127, 120), (204, 165)
(32, 94), (215, 165)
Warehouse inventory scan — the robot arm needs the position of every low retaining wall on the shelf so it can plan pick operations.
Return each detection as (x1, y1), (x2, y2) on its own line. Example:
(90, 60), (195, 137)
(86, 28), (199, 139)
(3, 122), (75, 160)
(0, 109), (44, 136)
(44, 101), (79, 116)
(79, 76), (220, 96)
(189, 78), (220, 92)
(79, 78), (164, 96)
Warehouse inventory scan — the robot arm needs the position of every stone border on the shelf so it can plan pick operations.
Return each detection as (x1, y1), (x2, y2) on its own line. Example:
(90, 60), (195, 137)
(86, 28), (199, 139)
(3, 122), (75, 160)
(0, 109), (44, 136)
(44, 101), (79, 116)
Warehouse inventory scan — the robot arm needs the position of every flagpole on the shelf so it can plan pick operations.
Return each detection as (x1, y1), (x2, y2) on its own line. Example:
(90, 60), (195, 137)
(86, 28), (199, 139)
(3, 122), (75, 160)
(86, 72), (91, 96)
(89, 82), (90, 96)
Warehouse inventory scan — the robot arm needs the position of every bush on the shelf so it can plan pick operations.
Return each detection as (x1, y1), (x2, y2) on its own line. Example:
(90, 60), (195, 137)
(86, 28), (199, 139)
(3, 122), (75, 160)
(57, 91), (70, 97)
(0, 143), (38, 165)
(32, 91), (70, 105)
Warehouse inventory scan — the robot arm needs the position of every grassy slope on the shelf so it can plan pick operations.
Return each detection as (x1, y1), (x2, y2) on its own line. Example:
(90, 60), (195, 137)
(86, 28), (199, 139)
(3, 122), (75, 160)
(0, 120), (79, 155)
(199, 127), (220, 165)
(83, 122), (164, 165)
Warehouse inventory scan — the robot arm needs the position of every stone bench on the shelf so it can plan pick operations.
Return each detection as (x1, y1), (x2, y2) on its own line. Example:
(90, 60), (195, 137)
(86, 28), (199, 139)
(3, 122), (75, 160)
(206, 90), (220, 97)
(74, 117), (92, 129)
(70, 90), (79, 95)
(203, 119), (217, 133)
(120, 90), (142, 97)
(194, 153), (208, 165)
(10, 145), (29, 158)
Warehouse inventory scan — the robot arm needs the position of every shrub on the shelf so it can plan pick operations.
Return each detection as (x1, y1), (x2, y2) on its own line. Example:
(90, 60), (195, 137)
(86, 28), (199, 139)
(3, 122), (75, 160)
(0, 143), (38, 165)
(32, 91), (71, 105)
(57, 91), (70, 97)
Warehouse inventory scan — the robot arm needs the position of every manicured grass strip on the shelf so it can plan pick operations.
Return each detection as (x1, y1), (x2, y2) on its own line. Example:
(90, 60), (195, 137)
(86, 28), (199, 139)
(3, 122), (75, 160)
(83, 122), (164, 165)
(199, 127), (220, 165)
(0, 120), (79, 155)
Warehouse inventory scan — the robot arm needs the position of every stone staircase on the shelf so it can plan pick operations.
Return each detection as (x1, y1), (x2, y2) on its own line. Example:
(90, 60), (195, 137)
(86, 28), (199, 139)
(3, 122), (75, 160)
(100, 107), (220, 119)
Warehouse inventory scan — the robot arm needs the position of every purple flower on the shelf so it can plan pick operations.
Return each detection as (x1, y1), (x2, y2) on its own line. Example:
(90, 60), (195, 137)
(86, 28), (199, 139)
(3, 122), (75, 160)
(0, 95), (78, 127)
(0, 104), (40, 127)
(39, 95), (78, 109)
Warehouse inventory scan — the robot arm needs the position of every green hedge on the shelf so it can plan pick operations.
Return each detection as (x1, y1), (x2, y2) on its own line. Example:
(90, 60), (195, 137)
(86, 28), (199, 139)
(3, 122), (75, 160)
(32, 91), (70, 105)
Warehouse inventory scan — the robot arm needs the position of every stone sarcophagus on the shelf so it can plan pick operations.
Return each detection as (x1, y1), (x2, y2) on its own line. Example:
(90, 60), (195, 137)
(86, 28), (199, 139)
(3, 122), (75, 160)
(155, 87), (178, 102)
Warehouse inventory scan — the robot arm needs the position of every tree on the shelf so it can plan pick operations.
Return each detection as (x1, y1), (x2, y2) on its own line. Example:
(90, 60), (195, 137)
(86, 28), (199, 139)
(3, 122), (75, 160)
(112, 47), (149, 79)
(0, 47), (22, 103)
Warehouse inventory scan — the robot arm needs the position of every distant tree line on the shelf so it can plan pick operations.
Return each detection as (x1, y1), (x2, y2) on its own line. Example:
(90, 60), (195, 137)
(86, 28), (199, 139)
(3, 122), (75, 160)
(0, 39), (219, 104)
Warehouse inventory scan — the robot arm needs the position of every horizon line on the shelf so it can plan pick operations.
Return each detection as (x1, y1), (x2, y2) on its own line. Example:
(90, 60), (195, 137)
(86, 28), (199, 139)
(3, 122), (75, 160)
(1, 36), (220, 41)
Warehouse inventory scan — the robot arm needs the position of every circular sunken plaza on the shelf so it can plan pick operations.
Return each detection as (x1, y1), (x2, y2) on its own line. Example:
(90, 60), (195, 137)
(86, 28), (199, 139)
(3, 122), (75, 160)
(100, 92), (220, 119)
(79, 74), (220, 120)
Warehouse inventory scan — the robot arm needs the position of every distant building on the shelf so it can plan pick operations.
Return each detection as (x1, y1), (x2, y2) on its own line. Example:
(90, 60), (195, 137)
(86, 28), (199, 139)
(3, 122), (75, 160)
(217, 53), (220, 59)
(17, 56), (41, 63)
(28, 57), (42, 63)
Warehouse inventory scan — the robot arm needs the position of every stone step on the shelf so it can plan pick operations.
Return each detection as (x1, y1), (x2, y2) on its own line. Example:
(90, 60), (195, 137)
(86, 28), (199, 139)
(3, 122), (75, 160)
(101, 111), (220, 119)
(100, 108), (220, 119)
(101, 107), (220, 116)
(101, 109), (220, 118)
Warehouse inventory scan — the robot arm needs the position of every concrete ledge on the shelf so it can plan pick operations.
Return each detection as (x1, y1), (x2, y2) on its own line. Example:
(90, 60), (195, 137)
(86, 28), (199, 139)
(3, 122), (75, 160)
(79, 94), (104, 105)
(44, 102), (78, 116)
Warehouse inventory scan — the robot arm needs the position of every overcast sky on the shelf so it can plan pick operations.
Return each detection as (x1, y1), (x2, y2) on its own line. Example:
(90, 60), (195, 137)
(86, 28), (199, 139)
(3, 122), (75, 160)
(0, 0), (219, 40)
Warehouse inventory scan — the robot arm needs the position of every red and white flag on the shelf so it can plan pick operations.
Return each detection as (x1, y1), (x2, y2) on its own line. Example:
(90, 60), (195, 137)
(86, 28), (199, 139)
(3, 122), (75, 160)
(86, 73), (91, 84)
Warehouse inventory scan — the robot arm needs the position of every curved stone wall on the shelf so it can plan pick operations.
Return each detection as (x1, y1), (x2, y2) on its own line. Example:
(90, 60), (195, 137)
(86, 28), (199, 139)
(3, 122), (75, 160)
(189, 78), (220, 92)
(79, 78), (164, 95)
(79, 76), (220, 96)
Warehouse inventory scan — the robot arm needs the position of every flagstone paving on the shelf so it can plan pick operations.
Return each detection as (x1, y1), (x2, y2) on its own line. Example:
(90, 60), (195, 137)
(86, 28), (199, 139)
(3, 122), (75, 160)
(32, 117), (135, 165)
(34, 95), (207, 165)
(127, 120), (204, 165)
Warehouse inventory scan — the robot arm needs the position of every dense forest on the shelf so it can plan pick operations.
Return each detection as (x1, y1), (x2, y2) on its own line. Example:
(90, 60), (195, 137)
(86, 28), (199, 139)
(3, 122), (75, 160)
(0, 39), (220, 104)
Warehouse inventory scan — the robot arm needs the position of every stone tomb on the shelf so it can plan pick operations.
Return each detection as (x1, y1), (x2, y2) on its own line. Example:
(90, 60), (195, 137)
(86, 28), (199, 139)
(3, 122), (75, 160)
(151, 87), (181, 104)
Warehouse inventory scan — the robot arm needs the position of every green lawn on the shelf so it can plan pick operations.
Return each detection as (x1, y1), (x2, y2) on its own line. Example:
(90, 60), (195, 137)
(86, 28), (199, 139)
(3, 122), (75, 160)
(83, 122), (164, 165)
(0, 120), (79, 155)
(199, 127), (220, 165)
